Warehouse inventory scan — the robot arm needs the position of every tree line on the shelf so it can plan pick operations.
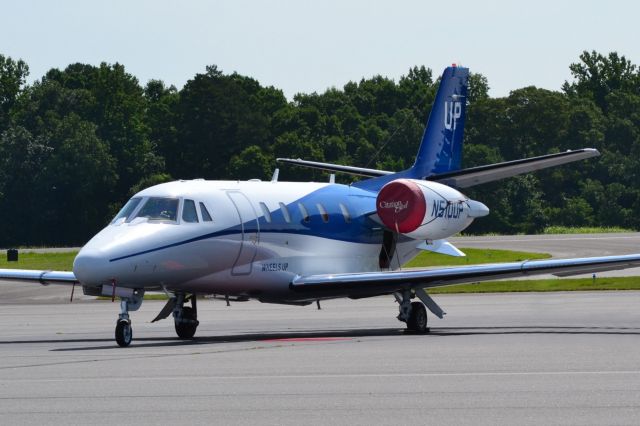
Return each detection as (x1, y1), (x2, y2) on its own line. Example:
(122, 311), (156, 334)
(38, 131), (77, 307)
(0, 51), (638, 246)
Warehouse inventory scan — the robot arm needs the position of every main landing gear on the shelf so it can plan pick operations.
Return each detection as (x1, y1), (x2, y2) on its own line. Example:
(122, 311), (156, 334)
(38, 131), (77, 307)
(173, 293), (199, 339)
(395, 288), (446, 333)
(150, 292), (200, 340)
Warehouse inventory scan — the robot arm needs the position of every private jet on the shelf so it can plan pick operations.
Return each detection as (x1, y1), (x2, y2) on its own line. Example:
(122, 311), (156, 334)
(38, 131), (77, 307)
(2, 65), (639, 346)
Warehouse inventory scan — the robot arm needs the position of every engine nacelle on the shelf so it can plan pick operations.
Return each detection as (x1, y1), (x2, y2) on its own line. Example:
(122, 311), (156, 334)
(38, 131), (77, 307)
(376, 178), (487, 240)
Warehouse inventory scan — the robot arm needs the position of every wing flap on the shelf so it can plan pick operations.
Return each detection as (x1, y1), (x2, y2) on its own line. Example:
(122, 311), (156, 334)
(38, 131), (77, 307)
(290, 254), (640, 297)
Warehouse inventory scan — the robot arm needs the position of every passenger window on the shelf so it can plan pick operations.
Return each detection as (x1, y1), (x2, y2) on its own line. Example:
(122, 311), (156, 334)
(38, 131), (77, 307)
(316, 203), (329, 223)
(260, 202), (272, 223)
(279, 202), (291, 223)
(339, 203), (351, 223)
(135, 197), (179, 222)
(298, 203), (310, 223)
(199, 202), (213, 222)
(182, 199), (199, 223)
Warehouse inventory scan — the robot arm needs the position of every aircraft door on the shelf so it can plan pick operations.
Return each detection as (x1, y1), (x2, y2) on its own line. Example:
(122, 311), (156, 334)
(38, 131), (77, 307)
(227, 191), (259, 275)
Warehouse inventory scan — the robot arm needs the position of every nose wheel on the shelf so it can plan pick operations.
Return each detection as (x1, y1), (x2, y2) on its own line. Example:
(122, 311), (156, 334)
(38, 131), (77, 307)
(115, 319), (132, 347)
(113, 290), (144, 347)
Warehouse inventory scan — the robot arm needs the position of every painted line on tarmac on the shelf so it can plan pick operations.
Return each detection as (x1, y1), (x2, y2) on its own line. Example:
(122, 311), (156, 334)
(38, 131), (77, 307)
(262, 337), (352, 342)
(4, 370), (640, 383)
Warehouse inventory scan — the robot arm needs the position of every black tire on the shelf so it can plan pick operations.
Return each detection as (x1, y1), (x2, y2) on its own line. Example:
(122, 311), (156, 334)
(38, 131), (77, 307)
(115, 320), (132, 347)
(406, 301), (428, 333)
(175, 306), (199, 339)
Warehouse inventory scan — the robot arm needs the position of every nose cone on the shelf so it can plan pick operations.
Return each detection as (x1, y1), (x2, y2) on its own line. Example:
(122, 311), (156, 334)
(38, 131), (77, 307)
(467, 199), (490, 218)
(73, 248), (111, 285)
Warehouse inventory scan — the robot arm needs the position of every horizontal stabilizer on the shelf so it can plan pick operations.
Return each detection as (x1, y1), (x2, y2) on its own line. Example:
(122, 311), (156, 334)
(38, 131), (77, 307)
(276, 158), (392, 178)
(417, 240), (466, 257)
(429, 149), (599, 188)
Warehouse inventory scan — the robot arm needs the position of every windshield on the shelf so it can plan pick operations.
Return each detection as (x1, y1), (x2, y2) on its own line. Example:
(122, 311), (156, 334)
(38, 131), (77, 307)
(134, 197), (179, 222)
(111, 197), (141, 224)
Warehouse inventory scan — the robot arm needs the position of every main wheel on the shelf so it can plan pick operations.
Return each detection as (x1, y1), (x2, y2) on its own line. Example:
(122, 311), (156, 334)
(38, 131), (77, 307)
(175, 306), (199, 339)
(406, 301), (428, 333)
(115, 320), (132, 347)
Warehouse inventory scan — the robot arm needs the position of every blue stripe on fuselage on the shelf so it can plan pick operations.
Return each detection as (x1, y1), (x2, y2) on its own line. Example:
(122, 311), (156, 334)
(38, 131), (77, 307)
(110, 184), (382, 262)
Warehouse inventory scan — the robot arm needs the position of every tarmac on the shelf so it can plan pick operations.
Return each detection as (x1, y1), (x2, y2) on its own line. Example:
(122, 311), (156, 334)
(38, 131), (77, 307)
(1, 234), (640, 425)
(1, 293), (640, 425)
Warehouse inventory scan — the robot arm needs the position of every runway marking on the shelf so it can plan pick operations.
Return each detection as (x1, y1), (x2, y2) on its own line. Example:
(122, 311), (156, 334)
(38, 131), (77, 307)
(3, 370), (640, 383)
(262, 337), (352, 342)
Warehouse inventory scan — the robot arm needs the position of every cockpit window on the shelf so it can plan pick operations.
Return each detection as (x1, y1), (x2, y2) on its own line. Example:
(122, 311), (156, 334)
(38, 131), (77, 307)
(182, 199), (199, 223)
(134, 197), (179, 222)
(111, 197), (142, 224)
(199, 202), (213, 222)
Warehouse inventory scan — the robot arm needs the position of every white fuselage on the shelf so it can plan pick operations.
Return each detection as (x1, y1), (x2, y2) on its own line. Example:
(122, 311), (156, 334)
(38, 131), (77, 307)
(72, 179), (481, 303)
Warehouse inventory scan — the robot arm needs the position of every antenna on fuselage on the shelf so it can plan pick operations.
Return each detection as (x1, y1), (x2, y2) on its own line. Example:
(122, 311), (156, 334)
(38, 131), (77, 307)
(271, 168), (279, 182)
(329, 174), (335, 184)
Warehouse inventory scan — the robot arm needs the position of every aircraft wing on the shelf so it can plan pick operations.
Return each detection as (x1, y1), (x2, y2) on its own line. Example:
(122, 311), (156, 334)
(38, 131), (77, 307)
(0, 269), (78, 285)
(429, 149), (599, 188)
(289, 253), (640, 298)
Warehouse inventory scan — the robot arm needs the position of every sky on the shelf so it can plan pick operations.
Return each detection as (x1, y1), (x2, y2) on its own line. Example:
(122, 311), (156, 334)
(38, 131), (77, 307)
(1, 0), (639, 99)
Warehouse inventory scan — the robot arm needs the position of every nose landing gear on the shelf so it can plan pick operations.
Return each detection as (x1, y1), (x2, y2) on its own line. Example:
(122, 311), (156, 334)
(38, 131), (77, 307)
(114, 290), (144, 347)
(115, 317), (132, 347)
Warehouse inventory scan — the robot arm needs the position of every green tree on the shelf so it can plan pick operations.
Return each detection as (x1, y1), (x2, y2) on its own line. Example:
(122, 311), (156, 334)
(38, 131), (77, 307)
(171, 65), (276, 179)
(0, 54), (29, 132)
(563, 51), (640, 112)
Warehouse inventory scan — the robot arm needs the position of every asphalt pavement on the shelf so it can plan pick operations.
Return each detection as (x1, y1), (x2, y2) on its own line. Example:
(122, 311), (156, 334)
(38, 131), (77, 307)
(2, 234), (640, 424)
(1, 293), (639, 425)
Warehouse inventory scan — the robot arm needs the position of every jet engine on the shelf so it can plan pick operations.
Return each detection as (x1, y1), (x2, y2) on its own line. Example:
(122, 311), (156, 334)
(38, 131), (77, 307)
(375, 179), (488, 240)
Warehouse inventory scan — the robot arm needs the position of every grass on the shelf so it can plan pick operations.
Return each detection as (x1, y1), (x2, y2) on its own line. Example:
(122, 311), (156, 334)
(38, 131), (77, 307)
(542, 226), (634, 234)
(430, 277), (640, 294)
(406, 247), (640, 293)
(404, 247), (550, 268)
(5, 248), (550, 271)
(3, 248), (640, 294)
(0, 251), (77, 270)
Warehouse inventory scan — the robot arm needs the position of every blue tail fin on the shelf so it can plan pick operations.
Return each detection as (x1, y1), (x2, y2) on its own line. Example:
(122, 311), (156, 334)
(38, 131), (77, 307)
(354, 66), (469, 190)
(409, 65), (469, 178)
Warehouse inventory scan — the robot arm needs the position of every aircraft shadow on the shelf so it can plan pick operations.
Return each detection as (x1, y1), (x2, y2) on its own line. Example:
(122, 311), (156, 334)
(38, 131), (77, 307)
(0, 325), (633, 351)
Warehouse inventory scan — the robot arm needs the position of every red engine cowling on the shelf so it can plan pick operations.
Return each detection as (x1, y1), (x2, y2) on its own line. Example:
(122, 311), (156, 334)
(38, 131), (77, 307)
(376, 179), (427, 233)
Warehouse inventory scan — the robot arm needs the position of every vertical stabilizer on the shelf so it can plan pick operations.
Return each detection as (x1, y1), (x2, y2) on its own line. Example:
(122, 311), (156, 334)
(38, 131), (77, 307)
(409, 65), (469, 178)
(354, 66), (469, 190)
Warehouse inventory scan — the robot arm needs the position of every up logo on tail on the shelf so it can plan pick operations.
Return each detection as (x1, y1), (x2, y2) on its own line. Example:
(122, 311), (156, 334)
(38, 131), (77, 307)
(444, 100), (462, 130)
